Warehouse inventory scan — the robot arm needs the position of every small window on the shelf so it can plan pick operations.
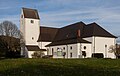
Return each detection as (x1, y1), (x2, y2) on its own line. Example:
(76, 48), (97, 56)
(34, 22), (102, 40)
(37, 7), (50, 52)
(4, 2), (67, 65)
(70, 52), (72, 58)
(52, 48), (54, 55)
(84, 46), (86, 50)
(70, 46), (72, 50)
(32, 37), (34, 40)
(31, 20), (34, 23)
(105, 45), (107, 47)
(63, 47), (65, 50)
(57, 48), (59, 50)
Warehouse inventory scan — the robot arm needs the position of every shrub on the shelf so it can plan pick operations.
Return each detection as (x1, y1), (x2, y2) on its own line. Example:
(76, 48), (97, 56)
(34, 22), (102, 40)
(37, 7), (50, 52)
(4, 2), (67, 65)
(32, 51), (45, 58)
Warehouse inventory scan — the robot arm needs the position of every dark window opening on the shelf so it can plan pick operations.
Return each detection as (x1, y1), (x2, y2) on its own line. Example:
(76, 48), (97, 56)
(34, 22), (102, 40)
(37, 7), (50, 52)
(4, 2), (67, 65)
(52, 48), (54, 55)
(82, 51), (86, 58)
(63, 47), (65, 50)
(31, 20), (34, 23)
(92, 53), (104, 58)
(84, 46), (86, 50)
(57, 48), (59, 50)
(105, 45), (107, 47)
(70, 46), (72, 50)
(32, 37), (34, 40)
(70, 52), (72, 58)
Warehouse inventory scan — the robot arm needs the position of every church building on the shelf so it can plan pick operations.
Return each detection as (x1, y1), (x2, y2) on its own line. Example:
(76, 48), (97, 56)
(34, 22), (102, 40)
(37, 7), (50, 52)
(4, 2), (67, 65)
(20, 8), (117, 58)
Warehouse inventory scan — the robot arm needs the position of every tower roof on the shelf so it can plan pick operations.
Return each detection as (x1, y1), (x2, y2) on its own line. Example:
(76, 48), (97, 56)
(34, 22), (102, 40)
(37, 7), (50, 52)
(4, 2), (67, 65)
(22, 7), (40, 19)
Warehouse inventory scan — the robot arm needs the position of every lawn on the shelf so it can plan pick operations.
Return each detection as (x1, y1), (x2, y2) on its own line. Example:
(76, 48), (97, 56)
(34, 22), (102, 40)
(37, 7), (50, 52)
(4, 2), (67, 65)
(0, 58), (120, 76)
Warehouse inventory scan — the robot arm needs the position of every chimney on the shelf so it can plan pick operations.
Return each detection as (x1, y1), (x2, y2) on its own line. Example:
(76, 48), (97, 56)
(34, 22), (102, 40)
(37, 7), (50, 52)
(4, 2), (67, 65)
(77, 29), (80, 37)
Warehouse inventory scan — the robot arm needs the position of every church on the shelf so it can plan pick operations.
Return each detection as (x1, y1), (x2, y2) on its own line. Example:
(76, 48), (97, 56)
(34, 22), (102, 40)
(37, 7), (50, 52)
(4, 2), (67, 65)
(20, 8), (117, 58)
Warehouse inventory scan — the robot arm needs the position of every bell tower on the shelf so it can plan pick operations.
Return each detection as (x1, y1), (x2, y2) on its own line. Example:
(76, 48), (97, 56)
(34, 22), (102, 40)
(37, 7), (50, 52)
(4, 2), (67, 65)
(20, 8), (40, 45)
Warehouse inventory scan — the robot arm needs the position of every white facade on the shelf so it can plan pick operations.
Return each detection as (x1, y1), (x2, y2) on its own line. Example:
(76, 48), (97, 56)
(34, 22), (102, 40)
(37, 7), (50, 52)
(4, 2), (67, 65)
(83, 36), (116, 58)
(47, 43), (92, 58)
(38, 42), (51, 49)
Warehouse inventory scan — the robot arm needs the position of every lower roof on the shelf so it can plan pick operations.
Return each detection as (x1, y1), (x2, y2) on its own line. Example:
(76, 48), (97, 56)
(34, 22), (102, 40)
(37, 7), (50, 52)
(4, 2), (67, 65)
(26, 45), (46, 51)
(45, 38), (91, 47)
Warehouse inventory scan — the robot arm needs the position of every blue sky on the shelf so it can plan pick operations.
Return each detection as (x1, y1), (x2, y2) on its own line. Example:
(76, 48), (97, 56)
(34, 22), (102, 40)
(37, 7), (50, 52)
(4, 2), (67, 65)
(0, 0), (120, 38)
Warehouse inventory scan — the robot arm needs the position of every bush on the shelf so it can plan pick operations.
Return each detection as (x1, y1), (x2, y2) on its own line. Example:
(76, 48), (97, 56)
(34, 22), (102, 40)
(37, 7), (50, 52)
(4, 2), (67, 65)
(32, 51), (45, 58)
(92, 53), (104, 58)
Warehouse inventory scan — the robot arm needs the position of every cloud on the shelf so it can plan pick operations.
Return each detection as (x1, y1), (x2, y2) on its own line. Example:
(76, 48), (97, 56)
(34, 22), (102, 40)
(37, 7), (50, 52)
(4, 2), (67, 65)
(0, 0), (120, 38)
(0, 15), (20, 28)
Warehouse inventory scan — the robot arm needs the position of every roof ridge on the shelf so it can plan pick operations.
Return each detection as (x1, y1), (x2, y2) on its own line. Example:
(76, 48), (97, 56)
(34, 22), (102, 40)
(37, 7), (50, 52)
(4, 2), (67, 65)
(40, 26), (59, 29)
(61, 21), (85, 28)
(22, 7), (37, 11)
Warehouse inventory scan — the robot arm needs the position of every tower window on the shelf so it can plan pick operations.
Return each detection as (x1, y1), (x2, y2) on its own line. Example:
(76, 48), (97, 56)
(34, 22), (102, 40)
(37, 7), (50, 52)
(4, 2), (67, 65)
(32, 37), (34, 40)
(70, 46), (72, 50)
(84, 46), (86, 50)
(31, 20), (34, 23)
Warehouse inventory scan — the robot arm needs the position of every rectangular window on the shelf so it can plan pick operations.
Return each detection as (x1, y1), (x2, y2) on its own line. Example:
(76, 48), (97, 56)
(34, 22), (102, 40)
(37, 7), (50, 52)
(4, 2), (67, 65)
(70, 52), (72, 58)
(70, 46), (72, 50)
(63, 47), (65, 50)
(52, 48), (54, 55)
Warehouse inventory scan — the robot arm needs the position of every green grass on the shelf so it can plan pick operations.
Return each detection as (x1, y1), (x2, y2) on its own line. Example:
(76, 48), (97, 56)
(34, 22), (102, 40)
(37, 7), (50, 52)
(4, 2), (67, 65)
(0, 58), (120, 76)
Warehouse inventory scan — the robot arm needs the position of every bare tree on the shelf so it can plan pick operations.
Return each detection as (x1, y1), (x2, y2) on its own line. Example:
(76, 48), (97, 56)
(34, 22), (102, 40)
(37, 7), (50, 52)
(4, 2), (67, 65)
(109, 44), (120, 59)
(0, 21), (19, 38)
(0, 21), (21, 58)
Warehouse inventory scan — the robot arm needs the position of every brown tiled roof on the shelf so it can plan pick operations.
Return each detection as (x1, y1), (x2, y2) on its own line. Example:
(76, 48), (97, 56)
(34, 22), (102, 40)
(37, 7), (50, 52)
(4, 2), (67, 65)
(26, 45), (46, 51)
(37, 26), (59, 42)
(45, 38), (91, 47)
(82, 22), (117, 38)
(22, 8), (39, 19)
(53, 22), (85, 41)
(45, 22), (116, 47)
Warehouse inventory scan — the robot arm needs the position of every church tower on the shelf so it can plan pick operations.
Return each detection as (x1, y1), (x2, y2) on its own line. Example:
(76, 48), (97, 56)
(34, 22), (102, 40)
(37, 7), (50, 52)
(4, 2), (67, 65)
(20, 8), (40, 45)
(20, 8), (40, 57)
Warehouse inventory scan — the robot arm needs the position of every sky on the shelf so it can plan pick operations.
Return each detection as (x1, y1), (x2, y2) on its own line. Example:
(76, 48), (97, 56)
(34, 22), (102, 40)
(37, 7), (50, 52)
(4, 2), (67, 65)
(0, 0), (120, 42)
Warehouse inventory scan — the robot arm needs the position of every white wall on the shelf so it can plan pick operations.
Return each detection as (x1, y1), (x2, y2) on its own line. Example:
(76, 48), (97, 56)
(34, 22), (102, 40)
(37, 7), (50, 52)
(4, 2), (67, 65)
(47, 44), (79, 58)
(83, 37), (92, 42)
(81, 43), (92, 58)
(38, 42), (51, 49)
(28, 51), (34, 58)
(93, 36), (116, 58)
(84, 36), (116, 58)
(47, 43), (92, 58)
(25, 18), (40, 45)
